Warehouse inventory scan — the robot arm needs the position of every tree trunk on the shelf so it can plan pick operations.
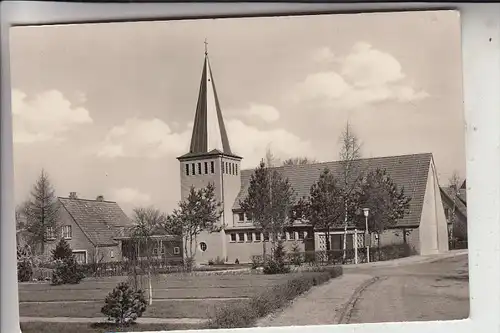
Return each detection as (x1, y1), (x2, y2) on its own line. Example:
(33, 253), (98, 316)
(262, 229), (267, 264)
(148, 270), (153, 305)
(402, 228), (407, 244)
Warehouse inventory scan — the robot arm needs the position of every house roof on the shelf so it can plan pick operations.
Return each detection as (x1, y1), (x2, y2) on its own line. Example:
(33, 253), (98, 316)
(440, 187), (467, 218)
(233, 153), (434, 228)
(58, 197), (133, 246)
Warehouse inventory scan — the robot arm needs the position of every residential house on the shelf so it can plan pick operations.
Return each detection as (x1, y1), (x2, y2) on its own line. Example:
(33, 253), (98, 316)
(440, 180), (467, 242)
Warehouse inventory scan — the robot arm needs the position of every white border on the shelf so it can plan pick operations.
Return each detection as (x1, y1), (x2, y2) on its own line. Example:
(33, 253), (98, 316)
(1, 2), (499, 333)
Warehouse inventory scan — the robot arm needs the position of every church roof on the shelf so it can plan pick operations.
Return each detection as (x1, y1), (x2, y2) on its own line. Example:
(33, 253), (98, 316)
(58, 197), (133, 246)
(186, 49), (234, 157)
(232, 153), (434, 228)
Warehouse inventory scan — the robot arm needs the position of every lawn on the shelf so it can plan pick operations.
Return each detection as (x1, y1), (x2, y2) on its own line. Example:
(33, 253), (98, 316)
(19, 273), (300, 319)
(20, 322), (205, 333)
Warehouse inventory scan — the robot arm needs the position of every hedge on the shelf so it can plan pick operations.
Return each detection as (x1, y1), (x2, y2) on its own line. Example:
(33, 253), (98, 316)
(207, 266), (343, 329)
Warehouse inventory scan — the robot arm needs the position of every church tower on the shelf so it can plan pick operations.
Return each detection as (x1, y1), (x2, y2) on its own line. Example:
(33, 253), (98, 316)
(177, 43), (242, 263)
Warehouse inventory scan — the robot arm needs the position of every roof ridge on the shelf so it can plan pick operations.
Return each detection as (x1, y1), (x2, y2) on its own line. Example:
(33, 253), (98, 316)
(58, 196), (117, 204)
(241, 152), (433, 172)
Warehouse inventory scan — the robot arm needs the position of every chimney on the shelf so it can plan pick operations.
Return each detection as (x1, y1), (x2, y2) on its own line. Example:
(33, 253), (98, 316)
(96, 195), (104, 202)
(69, 192), (78, 199)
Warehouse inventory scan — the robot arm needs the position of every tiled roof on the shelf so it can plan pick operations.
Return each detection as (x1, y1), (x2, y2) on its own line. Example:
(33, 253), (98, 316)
(58, 197), (133, 246)
(233, 153), (433, 228)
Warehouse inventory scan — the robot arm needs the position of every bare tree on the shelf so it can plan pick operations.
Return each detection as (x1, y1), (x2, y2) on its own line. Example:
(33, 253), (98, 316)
(23, 170), (60, 255)
(265, 145), (281, 168)
(282, 157), (318, 166)
(338, 122), (363, 261)
(447, 171), (463, 241)
(128, 206), (168, 305)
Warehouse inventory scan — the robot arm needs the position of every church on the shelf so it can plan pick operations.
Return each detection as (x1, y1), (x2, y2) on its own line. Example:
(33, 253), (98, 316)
(176, 49), (450, 265)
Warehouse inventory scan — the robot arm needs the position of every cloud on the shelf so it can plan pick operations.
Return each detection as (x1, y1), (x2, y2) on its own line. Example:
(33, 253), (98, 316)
(233, 104), (280, 123)
(12, 89), (93, 143)
(292, 43), (429, 110)
(227, 119), (313, 168)
(97, 118), (190, 158)
(311, 46), (338, 64)
(109, 187), (151, 204)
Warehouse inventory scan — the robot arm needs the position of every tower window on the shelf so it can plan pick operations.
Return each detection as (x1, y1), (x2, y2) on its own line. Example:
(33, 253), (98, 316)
(191, 163), (195, 175)
(235, 164), (238, 175)
(185, 164), (189, 176)
(238, 213), (244, 222)
(211, 161), (215, 174)
(198, 163), (202, 175)
(204, 162), (208, 174)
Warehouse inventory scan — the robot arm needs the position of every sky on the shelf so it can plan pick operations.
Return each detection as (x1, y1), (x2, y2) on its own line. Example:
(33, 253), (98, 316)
(9, 10), (465, 215)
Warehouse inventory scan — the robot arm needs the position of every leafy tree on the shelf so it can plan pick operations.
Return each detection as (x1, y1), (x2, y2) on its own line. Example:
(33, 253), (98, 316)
(51, 238), (73, 260)
(300, 168), (345, 254)
(128, 206), (168, 305)
(282, 157), (317, 166)
(239, 160), (296, 262)
(338, 122), (364, 261)
(23, 170), (60, 255)
(166, 184), (222, 270)
(356, 168), (411, 256)
(101, 282), (147, 326)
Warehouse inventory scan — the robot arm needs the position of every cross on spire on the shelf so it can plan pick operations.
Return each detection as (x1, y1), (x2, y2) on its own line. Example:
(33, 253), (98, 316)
(204, 38), (208, 55)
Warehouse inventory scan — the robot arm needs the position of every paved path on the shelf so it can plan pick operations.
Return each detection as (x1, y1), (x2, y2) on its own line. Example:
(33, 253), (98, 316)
(346, 253), (469, 324)
(20, 316), (208, 325)
(256, 274), (374, 326)
(257, 251), (468, 327)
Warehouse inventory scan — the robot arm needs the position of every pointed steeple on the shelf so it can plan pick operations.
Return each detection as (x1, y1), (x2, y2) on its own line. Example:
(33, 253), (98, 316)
(188, 43), (233, 155)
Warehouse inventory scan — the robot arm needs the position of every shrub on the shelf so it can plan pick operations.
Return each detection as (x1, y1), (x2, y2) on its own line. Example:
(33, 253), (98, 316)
(101, 282), (147, 326)
(208, 268), (343, 328)
(263, 241), (290, 274)
(290, 242), (302, 266)
(51, 239), (73, 261)
(51, 257), (85, 285)
(17, 258), (33, 282)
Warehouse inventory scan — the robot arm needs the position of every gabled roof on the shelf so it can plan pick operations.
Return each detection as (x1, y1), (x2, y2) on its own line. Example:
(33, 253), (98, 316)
(233, 153), (434, 228)
(58, 197), (133, 246)
(187, 52), (234, 157)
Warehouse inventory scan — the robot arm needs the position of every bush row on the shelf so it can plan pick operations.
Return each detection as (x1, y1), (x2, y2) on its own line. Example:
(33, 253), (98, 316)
(207, 266), (343, 329)
(251, 243), (415, 267)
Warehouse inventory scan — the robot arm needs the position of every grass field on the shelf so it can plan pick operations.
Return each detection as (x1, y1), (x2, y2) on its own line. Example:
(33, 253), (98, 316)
(19, 273), (299, 319)
(20, 322), (204, 333)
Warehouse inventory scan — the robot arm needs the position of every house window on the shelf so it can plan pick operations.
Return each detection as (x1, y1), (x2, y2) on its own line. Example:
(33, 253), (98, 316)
(191, 163), (196, 175)
(211, 161), (215, 174)
(246, 213), (252, 222)
(231, 163), (234, 175)
(263, 232), (269, 242)
(226, 162), (229, 174)
(230, 233), (237, 242)
(46, 227), (55, 240)
(247, 232), (253, 242)
(235, 164), (238, 175)
(288, 231), (296, 240)
(204, 162), (208, 174)
(238, 233), (245, 242)
(238, 213), (245, 222)
(255, 233), (262, 241)
(185, 164), (190, 176)
(73, 251), (87, 264)
(173, 247), (180, 255)
(62, 225), (72, 239)
(298, 231), (305, 240)
(198, 163), (202, 174)
(199, 242), (207, 252)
